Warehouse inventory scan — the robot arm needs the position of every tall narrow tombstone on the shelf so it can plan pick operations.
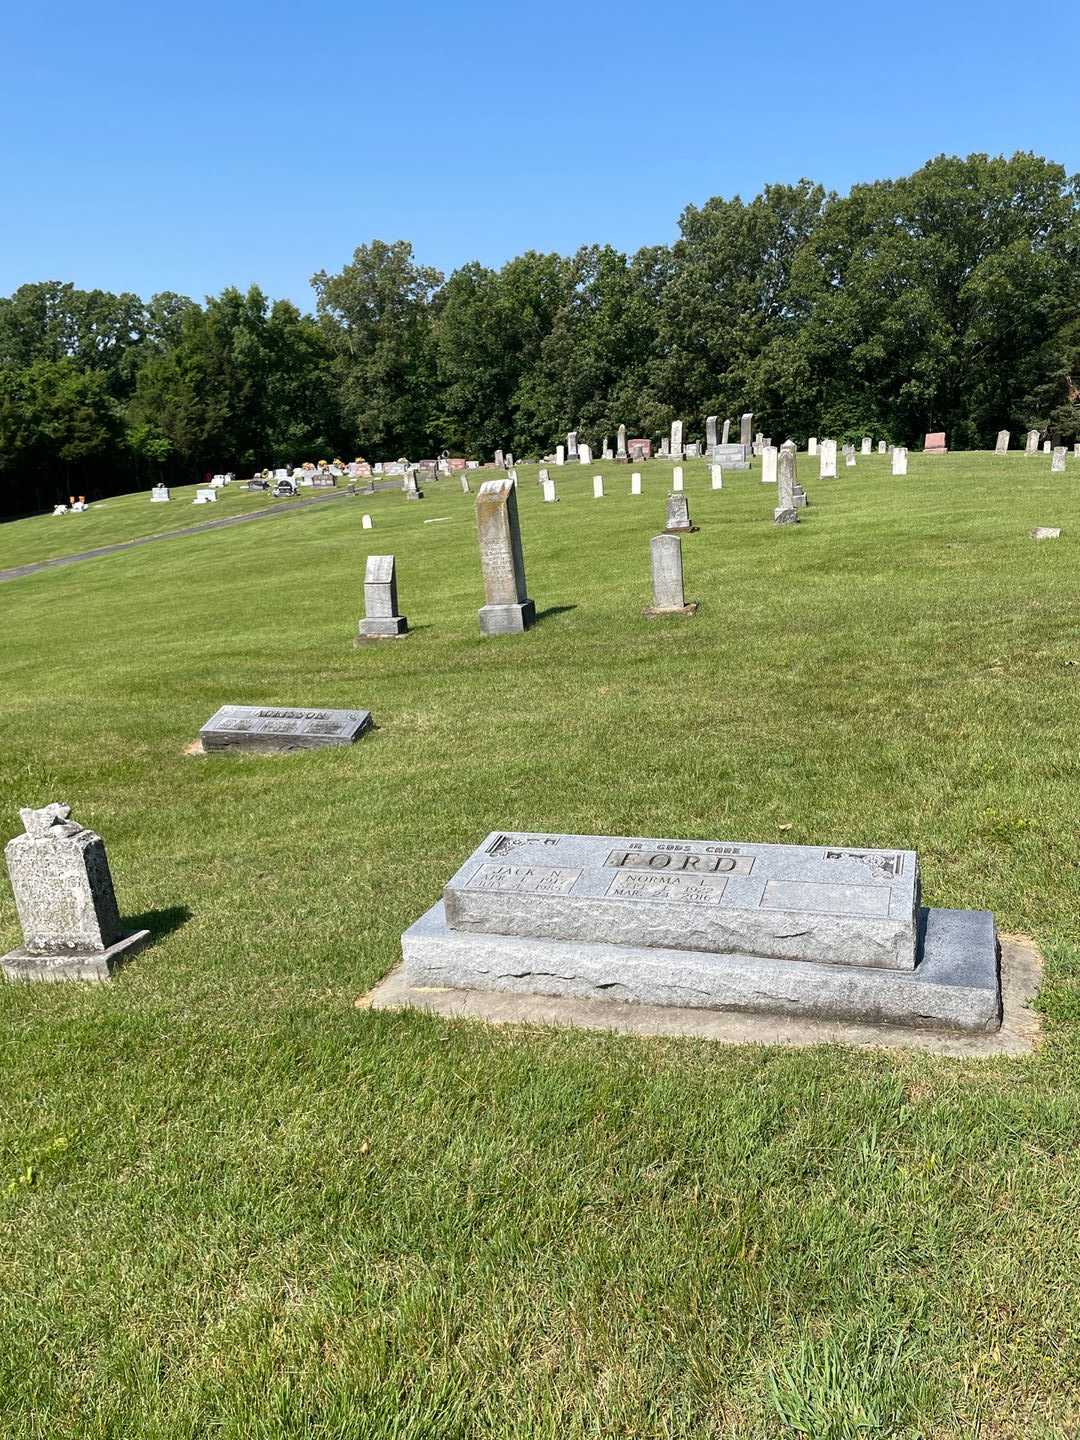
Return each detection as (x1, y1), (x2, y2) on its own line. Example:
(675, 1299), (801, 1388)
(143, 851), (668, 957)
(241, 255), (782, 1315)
(494, 449), (505, 468)
(542, 479), (558, 502)
(892, 447), (908, 476)
(2, 804), (149, 982)
(672, 466), (684, 492)
(665, 493), (695, 534)
(616, 424), (628, 461)
(670, 419), (684, 460)
(878, 440), (887, 454)
(556, 445), (566, 466)
(593, 475), (605, 498)
(1025, 429), (1039, 456)
(706, 416), (718, 450)
(643, 534), (696, 617)
(1074, 444), (1080, 458)
(761, 445), (778, 484)
(774, 442), (799, 525)
(658, 437), (670, 458)
(808, 436), (818, 456)
(567, 432), (578, 462)
(404, 469), (423, 500)
(506, 453), (514, 468)
(475, 479), (535, 635)
(819, 439), (837, 478)
(631, 472), (642, 496)
(721, 419), (731, 444)
(1051, 446), (1067, 473)
(461, 475), (471, 494)
(861, 436), (872, 455)
(602, 437), (613, 460)
(710, 464), (723, 490)
(357, 554), (408, 640)
(995, 430), (1010, 455)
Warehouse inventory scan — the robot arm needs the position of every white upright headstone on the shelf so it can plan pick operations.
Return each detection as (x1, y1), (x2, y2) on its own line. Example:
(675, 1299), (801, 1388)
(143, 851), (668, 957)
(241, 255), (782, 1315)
(361, 514), (373, 529)
(630, 472), (642, 496)
(861, 437), (872, 455)
(761, 445), (778, 485)
(672, 466), (684, 492)
(542, 479), (558, 503)
(808, 436), (818, 456)
(593, 475), (604, 498)
(819, 439), (837, 479)
(710, 465), (723, 490)
(578, 443), (592, 465)
(1025, 430), (1039, 456)
(670, 419), (684, 460)
(892, 447), (908, 476)
(556, 445), (565, 466)
(995, 430), (1010, 455)
(1051, 446), (1067, 473)
(1043, 440), (1052, 454)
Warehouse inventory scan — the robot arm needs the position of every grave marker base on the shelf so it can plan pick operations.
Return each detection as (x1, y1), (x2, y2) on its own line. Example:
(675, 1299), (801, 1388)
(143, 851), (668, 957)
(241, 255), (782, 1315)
(2, 928), (150, 983)
(478, 599), (535, 636)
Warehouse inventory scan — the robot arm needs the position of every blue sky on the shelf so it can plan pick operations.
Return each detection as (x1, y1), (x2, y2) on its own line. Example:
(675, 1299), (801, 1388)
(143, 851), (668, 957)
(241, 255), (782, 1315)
(3, 0), (1077, 309)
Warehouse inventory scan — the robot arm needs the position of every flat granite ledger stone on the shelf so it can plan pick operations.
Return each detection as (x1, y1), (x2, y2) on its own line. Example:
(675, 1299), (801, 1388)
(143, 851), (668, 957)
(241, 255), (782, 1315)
(401, 902), (1000, 1034)
(2, 804), (149, 982)
(200, 704), (373, 753)
(438, 831), (921, 972)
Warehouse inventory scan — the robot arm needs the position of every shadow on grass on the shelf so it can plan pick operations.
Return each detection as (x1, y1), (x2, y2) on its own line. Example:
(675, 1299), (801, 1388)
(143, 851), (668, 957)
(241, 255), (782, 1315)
(534, 605), (578, 624)
(127, 905), (192, 944)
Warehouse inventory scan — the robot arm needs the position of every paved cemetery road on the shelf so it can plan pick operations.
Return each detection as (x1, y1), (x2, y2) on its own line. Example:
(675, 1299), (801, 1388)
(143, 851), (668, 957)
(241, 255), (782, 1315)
(0, 488), (375, 584)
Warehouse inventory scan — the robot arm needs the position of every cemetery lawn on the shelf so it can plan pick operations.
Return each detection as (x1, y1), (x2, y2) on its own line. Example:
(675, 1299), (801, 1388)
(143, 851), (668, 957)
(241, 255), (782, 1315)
(2, 453), (1079, 1439)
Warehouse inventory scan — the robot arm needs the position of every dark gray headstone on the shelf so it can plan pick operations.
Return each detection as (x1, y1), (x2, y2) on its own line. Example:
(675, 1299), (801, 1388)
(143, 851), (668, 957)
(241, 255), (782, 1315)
(200, 705), (373, 753)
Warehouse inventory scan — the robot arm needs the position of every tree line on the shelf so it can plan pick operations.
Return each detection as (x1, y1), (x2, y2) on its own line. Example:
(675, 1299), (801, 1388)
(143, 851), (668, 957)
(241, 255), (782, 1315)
(1, 151), (1078, 515)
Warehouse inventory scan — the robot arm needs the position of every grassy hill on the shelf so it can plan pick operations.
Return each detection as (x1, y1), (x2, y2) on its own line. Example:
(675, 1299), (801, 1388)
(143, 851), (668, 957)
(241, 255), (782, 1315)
(1, 453), (1078, 1438)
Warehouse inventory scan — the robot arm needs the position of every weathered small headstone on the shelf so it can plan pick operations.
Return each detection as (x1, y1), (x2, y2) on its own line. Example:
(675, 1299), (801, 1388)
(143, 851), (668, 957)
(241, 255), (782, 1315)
(593, 475), (605, 498)
(542, 479), (558, 503)
(706, 416), (718, 450)
(808, 437), (818, 455)
(361, 514), (373, 529)
(774, 441), (799, 525)
(631, 473), (642, 496)
(672, 466), (684, 492)
(1051, 446), (1067, 473)
(643, 534), (696, 617)
(670, 420), (684, 460)
(861, 436), (872, 455)
(616, 424), (628, 461)
(461, 475), (471, 494)
(819, 439), (837, 479)
(1074, 444), (1080, 459)
(1, 804), (150, 982)
(878, 440), (886, 454)
(685, 442), (700, 459)
(844, 444), (857, 467)
(1031, 527), (1061, 540)
(357, 554), (408, 640)
(404, 469), (423, 500)
(1042, 440), (1052, 454)
(194, 487), (217, 504)
(710, 464), (723, 490)
(721, 419), (731, 445)
(761, 445), (778, 485)
(995, 430), (1010, 455)
(579, 443), (593, 465)
(567, 432), (578, 462)
(740, 413), (753, 450)
(665, 493), (695, 534)
(201, 705), (373, 754)
(1025, 430), (1039, 456)
(710, 443), (750, 472)
(892, 447), (908, 476)
(556, 445), (566, 466)
(475, 478), (535, 635)
(494, 449), (505, 468)
(150, 485), (170, 502)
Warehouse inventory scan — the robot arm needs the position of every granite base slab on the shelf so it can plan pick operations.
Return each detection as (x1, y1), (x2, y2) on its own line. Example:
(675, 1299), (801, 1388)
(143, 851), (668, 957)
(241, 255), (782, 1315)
(2, 928), (150, 983)
(478, 599), (535, 635)
(355, 617), (409, 641)
(643, 603), (699, 618)
(401, 904), (1000, 1033)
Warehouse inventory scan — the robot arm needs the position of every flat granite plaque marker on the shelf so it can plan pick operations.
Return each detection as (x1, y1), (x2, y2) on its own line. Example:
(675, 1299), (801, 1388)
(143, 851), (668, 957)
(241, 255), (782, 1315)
(200, 705), (373, 753)
(400, 831), (1002, 1033)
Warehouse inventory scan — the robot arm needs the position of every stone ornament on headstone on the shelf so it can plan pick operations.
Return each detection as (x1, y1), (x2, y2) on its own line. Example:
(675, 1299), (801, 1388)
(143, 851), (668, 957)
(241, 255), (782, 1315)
(819, 439), (837, 479)
(593, 475), (604, 499)
(808, 437), (818, 456)
(542, 479), (558, 503)
(665, 493), (695, 534)
(672, 466), (684, 492)
(1, 804), (150, 983)
(400, 831), (1001, 1033)
(356, 554), (408, 640)
(710, 464), (723, 490)
(475, 479), (535, 636)
(631, 473), (642, 496)
(1025, 430), (1039, 456)
(643, 534), (697, 617)
(995, 430), (1010, 455)
(892, 447), (908, 476)
(706, 415), (718, 450)
(200, 705), (372, 754)
(670, 419), (684, 460)
(616, 424), (628, 461)
(761, 445), (778, 485)
(1051, 446), (1067, 473)
(151, 485), (170, 502)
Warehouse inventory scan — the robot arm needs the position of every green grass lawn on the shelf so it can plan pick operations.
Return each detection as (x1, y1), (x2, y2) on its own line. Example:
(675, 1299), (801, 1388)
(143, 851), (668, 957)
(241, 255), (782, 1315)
(1, 452), (1078, 1438)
